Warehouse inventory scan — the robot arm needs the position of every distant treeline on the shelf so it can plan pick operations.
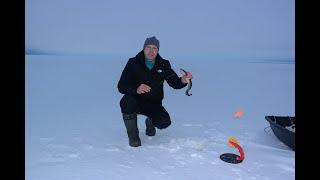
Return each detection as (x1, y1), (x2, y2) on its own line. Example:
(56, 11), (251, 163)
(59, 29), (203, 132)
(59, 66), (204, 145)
(25, 49), (58, 55)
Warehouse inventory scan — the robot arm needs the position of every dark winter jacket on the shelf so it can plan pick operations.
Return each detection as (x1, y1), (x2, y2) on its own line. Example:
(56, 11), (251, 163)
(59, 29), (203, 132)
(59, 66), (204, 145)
(118, 50), (187, 103)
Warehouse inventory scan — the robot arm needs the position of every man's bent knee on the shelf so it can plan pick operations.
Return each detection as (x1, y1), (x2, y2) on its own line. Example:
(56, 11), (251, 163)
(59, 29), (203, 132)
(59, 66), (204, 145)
(120, 95), (138, 114)
(153, 118), (171, 129)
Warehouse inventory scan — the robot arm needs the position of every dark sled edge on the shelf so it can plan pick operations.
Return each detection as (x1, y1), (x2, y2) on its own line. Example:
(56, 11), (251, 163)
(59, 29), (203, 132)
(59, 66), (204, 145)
(265, 116), (295, 151)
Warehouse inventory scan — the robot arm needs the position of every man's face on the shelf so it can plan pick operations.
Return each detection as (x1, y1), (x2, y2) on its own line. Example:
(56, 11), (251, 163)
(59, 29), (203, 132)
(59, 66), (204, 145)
(144, 45), (158, 60)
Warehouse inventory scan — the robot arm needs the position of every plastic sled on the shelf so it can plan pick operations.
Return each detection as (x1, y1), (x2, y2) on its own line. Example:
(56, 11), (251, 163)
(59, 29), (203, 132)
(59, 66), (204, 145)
(265, 116), (295, 151)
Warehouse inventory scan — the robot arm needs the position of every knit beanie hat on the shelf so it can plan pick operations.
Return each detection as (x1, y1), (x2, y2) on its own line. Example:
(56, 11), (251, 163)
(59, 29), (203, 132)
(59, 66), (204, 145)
(143, 36), (160, 49)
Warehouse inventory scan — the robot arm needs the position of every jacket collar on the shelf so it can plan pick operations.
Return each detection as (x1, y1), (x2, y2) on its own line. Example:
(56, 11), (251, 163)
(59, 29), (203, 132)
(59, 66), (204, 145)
(135, 50), (163, 71)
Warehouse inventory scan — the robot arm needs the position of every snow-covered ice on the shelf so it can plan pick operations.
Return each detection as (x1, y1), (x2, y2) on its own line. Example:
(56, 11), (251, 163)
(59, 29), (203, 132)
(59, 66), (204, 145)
(26, 54), (294, 180)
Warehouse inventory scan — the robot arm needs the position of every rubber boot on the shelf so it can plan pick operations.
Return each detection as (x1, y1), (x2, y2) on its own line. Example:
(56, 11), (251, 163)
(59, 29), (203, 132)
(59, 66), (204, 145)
(145, 117), (156, 136)
(123, 113), (141, 147)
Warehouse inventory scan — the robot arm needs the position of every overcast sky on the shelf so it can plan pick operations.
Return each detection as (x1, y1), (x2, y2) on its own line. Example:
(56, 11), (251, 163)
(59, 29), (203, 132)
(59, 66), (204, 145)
(26, 0), (295, 59)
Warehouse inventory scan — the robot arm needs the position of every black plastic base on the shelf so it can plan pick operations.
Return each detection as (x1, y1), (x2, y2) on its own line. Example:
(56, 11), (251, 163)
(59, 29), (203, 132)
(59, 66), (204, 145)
(220, 153), (243, 164)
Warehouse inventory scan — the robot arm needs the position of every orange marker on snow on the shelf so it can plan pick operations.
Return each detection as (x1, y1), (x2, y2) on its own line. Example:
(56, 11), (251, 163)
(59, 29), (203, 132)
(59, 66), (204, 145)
(234, 111), (244, 118)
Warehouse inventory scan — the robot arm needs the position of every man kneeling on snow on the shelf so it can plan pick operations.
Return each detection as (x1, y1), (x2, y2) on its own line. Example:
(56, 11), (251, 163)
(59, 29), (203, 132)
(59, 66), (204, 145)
(117, 36), (193, 147)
